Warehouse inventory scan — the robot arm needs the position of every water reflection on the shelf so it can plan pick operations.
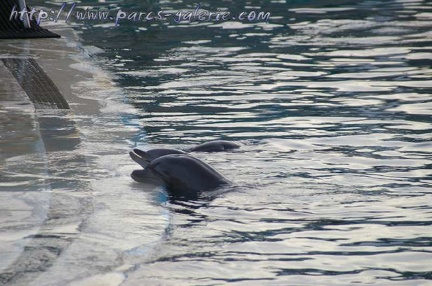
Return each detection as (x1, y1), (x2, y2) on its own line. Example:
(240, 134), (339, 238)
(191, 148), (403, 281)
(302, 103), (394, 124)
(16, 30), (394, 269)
(104, 0), (432, 283)
(0, 108), (88, 285)
(6, 0), (432, 284)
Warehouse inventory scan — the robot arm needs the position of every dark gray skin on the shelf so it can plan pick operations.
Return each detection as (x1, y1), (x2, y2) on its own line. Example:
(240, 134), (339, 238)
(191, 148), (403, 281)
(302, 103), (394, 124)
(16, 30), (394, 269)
(130, 148), (186, 168)
(130, 140), (238, 198)
(188, 140), (240, 152)
(130, 140), (240, 169)
(131, 154), (230, 199)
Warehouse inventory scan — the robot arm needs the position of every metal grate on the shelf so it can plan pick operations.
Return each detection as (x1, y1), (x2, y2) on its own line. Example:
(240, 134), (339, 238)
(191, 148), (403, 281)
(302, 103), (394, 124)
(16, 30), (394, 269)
(2, 58), (70, 109)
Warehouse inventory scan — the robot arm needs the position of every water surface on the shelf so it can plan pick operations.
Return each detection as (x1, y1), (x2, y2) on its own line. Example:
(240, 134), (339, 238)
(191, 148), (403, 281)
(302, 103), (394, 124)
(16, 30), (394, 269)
(2, 0), (432, 285)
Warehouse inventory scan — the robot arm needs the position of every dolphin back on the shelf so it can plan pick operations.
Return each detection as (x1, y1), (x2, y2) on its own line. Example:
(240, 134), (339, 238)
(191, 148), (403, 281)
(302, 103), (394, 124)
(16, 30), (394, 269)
(189, 140), (240, 152)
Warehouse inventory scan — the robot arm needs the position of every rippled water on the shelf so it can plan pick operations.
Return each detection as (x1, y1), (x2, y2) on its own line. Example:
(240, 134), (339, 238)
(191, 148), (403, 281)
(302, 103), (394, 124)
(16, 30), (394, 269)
(2, 0), (432, 285)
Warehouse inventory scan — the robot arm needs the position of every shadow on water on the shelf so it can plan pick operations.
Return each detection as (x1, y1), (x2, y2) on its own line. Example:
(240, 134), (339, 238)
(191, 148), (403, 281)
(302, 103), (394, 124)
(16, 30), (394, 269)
(0, 108), (93, 285)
